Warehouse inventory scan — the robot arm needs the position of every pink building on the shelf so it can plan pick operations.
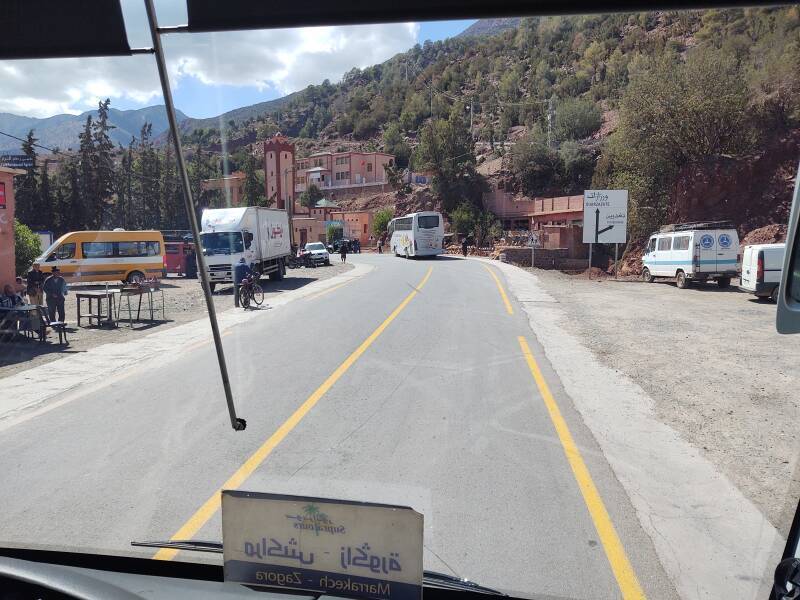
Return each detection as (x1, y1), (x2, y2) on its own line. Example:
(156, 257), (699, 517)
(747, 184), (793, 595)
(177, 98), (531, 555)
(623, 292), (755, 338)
(201, 171), (245, 206)
(0, 167), (23, 287)
(483, 189), (584, 231)
(330, 210), (375, 247)
(295, 151), (394, 194)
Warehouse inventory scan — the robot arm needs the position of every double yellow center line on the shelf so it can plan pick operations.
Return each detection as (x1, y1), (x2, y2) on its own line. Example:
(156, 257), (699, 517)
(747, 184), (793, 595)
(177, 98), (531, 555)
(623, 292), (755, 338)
(154, 266), (433, 561)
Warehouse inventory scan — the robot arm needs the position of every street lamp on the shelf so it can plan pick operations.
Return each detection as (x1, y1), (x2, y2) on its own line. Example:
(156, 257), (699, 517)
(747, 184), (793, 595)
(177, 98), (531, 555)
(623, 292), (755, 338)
(283, 166), (294, 245)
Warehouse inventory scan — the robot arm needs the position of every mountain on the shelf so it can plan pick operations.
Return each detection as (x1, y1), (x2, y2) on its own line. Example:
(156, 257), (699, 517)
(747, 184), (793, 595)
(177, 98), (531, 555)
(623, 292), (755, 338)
(457, 18), (521, 38)
(0, 105), (188, 153)
(177, 92), (297, 137)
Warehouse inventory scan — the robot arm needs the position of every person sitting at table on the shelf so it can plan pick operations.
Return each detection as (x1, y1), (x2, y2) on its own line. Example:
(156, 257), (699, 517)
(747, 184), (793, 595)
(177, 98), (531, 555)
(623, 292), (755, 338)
(0, 284), (23, 308)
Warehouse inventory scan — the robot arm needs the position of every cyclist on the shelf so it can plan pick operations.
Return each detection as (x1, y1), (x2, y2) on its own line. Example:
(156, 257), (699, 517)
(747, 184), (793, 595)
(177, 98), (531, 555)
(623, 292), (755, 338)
(233, 257), (253, 308)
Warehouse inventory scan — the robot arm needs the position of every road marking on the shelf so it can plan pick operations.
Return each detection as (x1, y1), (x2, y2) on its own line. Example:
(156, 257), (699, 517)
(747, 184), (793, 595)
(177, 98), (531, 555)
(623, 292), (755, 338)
(154, 266), (434, 561)
(483, 264), (514, 315)
(517, 336), (645, 600)
(305, 277), (356, 301)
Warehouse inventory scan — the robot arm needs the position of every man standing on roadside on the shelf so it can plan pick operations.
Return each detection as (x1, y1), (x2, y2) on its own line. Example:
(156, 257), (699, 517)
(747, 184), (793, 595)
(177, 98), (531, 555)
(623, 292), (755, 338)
(27, 263), (45, 306)
(462, 236), (468, 258)
(42, 266), (68, 323)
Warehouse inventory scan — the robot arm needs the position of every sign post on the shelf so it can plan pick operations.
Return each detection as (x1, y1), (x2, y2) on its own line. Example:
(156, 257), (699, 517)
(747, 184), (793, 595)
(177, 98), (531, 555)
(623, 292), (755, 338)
(528, 231), (540, 269)
(583, 190), (628, 279)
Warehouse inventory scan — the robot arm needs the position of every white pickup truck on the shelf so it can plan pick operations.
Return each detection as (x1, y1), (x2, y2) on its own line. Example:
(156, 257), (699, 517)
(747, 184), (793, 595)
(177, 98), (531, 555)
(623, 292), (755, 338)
(200, 207), (291, 291)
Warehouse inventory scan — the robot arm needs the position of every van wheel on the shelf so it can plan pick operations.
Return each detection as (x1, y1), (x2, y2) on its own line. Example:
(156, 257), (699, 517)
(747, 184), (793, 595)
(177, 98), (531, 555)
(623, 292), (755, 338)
(771, 286), (779, 302)
(717, 277), (731, 289)
(126, 270), (145, 284)
(676, 271), (690, 289)
(642, 268), (654, 283)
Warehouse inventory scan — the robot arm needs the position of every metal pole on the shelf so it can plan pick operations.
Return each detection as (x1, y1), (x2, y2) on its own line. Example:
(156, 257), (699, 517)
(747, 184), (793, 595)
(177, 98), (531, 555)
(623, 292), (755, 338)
(615, 243), (619, 280)
(143, 0), (245, 431)
(588, 243), (593, 279)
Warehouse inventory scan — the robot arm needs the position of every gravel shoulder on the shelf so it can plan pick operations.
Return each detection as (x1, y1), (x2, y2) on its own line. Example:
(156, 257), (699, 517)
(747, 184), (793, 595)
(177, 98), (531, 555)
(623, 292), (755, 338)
(0, 263), (353, 380)
(529, 268), (800, 532)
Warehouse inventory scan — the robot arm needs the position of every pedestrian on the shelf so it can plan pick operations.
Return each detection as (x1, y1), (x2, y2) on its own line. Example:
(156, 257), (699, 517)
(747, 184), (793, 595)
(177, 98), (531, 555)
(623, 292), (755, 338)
(42, 266), (68, 323)
(26, 262), (45, 306)
(377, 238), (383, 254)
(462, 237), (468, 257)
(233, 257), (253, 308)
(340, 240), (348, 263)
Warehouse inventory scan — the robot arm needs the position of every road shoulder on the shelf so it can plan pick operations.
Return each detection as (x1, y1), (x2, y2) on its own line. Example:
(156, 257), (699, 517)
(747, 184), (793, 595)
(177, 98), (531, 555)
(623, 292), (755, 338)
(475, 257), (782, 600)
(0, 262), (374, 429)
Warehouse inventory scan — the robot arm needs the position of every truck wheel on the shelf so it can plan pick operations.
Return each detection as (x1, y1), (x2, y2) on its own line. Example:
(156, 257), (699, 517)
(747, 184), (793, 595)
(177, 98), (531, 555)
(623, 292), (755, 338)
(642, 268), (654, 283)
(717, 277), (731, 289)
(676, 270), (690, 289)
(269, 263), (284, 281)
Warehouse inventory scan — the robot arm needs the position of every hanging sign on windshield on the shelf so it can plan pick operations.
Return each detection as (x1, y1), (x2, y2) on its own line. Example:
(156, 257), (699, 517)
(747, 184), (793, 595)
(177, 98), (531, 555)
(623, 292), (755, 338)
(222, 490), (423, 600)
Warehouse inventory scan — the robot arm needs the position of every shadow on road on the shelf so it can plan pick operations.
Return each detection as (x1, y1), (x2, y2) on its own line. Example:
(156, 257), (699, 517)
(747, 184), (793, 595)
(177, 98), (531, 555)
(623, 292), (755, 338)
(0, 342), (84, 368)
(212, 276), (321, 296)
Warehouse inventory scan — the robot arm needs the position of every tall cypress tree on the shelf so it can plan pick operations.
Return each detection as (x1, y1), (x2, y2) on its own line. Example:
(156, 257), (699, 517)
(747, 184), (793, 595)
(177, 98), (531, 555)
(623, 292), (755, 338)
(92, 99), (116, 227)
(78, 115), (98, 229)
(39, 159), (54, 232)
(14, 130), (40, 229)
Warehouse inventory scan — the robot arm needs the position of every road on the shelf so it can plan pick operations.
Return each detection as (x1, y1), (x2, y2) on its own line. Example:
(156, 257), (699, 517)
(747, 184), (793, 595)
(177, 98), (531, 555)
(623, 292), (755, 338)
(0, 254), (678, 599)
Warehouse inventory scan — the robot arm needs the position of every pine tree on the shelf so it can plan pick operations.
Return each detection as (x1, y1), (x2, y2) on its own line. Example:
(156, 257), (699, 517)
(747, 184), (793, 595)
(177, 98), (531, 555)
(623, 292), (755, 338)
(159, 136), (185, 229)
(39, 159), (54, 232)
(92, 99), (116, 227)
(78, 115), (99, 229)
(134, 123), (161, 229)
(242, 153), (265, 206)
(14, 130), (40, 229)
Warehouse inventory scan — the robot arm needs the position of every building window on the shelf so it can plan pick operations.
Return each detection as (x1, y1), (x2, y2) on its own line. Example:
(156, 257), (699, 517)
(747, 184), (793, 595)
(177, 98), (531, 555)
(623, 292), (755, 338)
(363, 224), (367, 234)
(269, 153), (273, 159)
(367, 163), (373, 172)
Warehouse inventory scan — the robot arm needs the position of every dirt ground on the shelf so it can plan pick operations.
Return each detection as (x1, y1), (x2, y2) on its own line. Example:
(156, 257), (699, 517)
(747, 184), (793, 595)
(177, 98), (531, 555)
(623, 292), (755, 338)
(530, 268), (800, 533)
(0, 262), (353, 379)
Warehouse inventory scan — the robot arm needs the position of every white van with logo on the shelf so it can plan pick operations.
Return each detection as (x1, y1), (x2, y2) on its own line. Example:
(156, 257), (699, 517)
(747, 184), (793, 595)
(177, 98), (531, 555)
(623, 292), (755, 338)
(641, 222), (739, 289)
(739, 243), (785, 302)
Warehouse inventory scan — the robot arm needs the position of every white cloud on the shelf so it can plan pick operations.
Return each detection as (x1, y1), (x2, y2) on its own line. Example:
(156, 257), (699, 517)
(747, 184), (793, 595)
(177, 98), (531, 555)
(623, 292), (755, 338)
(0, 19), (419, 118)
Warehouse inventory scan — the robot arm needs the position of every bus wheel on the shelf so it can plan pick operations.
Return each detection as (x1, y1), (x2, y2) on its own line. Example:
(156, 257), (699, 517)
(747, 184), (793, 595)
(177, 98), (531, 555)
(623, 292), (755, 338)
(676, 270), (690, 289)
(126, 270), (145, 284)
(642, 268), (654, 283)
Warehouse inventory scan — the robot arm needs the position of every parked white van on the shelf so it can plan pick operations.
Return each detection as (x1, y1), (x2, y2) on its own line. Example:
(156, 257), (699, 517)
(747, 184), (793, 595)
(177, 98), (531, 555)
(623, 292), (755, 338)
(641, 222), (739, 289)
(739, 243), (785, 302)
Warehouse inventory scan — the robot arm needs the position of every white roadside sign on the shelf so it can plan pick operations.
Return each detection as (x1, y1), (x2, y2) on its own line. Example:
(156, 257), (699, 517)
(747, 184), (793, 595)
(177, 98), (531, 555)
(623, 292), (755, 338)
(583, 190), (628, 244)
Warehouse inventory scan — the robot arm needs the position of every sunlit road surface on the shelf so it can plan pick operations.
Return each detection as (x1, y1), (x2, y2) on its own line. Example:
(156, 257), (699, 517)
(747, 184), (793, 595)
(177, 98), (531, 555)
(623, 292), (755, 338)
(0, 254), (678, 599)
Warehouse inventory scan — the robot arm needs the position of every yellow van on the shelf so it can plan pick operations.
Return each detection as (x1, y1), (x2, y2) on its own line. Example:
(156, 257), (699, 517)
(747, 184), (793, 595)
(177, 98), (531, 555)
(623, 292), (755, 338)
(34, 230), (166, 284)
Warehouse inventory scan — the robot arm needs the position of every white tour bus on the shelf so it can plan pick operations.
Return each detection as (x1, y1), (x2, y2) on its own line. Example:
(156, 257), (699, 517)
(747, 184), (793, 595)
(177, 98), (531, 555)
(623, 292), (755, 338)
(388, 211), (444, 258)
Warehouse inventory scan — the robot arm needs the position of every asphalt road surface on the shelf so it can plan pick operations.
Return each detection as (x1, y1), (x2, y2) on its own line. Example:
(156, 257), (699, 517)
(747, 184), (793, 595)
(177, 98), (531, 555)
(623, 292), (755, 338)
(0, 254), (679, 599)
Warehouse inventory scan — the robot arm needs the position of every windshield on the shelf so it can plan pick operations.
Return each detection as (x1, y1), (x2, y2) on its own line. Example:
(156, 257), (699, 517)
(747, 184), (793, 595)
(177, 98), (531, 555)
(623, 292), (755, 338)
(200, 232), (244, 255)
(1, 6), (799, 600)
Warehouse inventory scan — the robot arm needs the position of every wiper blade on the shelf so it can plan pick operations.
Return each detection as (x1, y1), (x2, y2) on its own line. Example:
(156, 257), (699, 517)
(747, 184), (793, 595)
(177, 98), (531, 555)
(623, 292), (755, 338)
(423, 571), (506, 595)
(131, 539), (222, 553)
(131, 542), (505, 595)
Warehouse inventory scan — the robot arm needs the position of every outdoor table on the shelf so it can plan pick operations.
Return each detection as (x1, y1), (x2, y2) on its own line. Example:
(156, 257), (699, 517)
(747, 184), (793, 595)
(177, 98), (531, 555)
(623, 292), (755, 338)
(116, 286), (166, 327)
(0, 304), (47, 341)
(76, 290), (120, 327)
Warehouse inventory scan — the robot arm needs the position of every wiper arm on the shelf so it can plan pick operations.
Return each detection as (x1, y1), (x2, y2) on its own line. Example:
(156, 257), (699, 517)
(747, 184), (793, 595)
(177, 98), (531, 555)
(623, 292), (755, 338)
(131, 540), (222, 554)
(131, 542), (505, 595)
(423, 571), (506, 595)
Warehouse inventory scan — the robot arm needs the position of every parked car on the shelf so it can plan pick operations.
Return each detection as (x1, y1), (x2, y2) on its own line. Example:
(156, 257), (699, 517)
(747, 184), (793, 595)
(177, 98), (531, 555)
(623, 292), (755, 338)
(641, 221), (739, 289)
(739, 243), (785, 302)
(302, 242), (331, 266)
(329, 238), (351, 253)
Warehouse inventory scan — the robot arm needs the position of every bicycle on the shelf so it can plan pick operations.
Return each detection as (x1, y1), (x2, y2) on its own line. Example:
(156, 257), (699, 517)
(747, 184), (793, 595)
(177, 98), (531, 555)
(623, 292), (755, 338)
(238, 271), (264, 309)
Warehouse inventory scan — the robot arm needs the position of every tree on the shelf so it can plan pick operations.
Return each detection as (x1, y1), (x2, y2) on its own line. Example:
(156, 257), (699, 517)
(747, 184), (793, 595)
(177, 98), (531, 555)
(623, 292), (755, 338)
(159, 137), (185, 229)
(242, 153), (265, 206)
(14, 130), (40, 229)
(372, 208), (393, 236)
(449, 203), (476, 236)
(134, 123), (161, 229)
(554, 97), (602, 141)
(473, 210), (501, 247)
(14, 219), (41, 276)
(78, 115), (99, 228)
(382, 123), (411, 167)
(92, 98), (115, 226)
(299, 184), (324, 209)
(511, 129), (561, 196)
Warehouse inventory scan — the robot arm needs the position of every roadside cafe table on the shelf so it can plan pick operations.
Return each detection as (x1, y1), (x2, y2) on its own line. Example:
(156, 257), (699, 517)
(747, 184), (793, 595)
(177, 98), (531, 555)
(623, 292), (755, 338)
(116, 283), (166, 327)
(0, 304), (48, 342)
(76, 289), (121, 327)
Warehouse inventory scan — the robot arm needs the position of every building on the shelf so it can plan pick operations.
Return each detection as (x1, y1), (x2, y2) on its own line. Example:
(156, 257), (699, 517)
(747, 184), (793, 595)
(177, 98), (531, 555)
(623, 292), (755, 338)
(329, 210), (375, 247)
(483, 189), (584, 231)
(295, 151), (394, 195)
(292, 216), (328, 247)
(0, 167), (23, 288)
(201, 171), (246, 206)
(262, 134), (295, 210)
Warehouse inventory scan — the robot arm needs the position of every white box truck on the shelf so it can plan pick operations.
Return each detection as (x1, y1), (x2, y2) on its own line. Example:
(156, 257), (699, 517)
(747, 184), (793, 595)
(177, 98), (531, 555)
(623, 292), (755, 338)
(641, 221), (739, 289)
(739, 243), (785, 302)
(200, 207), (291, 291)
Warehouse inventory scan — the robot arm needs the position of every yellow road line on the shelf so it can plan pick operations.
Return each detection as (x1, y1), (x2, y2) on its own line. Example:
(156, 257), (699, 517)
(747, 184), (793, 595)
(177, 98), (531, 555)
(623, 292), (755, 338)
(154, 266), (434, 561)
(305, 278), (356, 301)
(483, 264), (513, 315)
(517, 336), (645, 599)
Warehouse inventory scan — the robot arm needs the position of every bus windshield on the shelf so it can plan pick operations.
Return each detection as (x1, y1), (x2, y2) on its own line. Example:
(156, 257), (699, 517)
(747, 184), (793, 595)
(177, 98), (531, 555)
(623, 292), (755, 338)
(417, 215), (440, 229)
(200, 232), (244, 255)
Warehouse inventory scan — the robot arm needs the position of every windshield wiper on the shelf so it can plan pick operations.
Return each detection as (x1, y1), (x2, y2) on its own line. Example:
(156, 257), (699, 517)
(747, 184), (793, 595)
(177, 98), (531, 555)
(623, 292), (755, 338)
(131, 541), (505, 595)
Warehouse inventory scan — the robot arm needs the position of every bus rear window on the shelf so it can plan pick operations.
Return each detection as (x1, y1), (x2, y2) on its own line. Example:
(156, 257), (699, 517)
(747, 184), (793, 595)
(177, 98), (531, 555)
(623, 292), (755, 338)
(418, 215), (439, 229)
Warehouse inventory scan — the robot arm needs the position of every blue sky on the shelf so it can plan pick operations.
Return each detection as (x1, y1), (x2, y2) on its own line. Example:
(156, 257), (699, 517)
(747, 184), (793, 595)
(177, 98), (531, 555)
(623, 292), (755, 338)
(0, 0), (474, 120)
